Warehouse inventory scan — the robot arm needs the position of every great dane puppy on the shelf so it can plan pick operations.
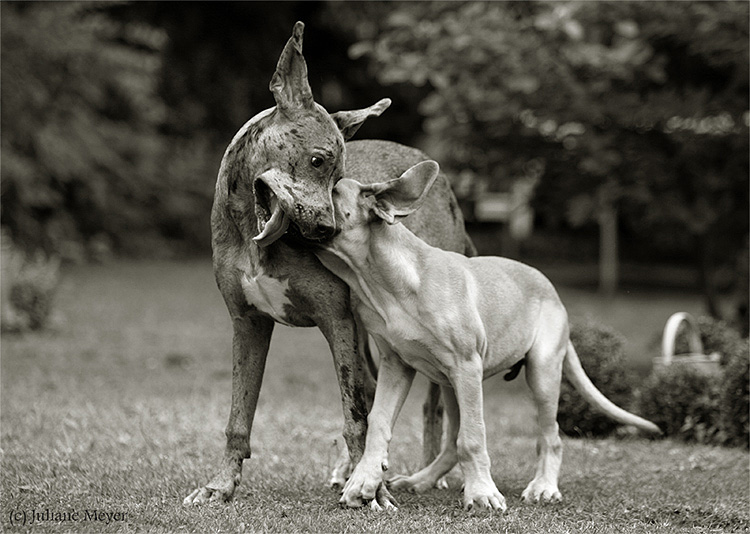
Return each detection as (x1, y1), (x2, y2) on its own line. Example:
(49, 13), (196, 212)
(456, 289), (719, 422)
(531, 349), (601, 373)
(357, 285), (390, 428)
(184, 22), (474, 507)
(314, 161), (661, 511)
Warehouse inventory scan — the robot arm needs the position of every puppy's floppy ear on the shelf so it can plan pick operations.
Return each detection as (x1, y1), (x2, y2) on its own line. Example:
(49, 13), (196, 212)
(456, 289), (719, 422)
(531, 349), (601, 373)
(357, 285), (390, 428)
(331, 98), (391, 141)
(363, 161), (440, 224)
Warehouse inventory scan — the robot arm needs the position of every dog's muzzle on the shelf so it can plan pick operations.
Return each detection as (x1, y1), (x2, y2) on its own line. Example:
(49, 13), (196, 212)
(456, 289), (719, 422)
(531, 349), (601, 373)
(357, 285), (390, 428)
(253, 179), (290, 247)
(252, 170), (337, 247)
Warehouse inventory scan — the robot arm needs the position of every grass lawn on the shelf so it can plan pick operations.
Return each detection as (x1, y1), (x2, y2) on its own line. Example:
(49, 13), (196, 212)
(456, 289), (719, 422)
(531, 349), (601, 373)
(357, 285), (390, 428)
(2, 260), (748, 533)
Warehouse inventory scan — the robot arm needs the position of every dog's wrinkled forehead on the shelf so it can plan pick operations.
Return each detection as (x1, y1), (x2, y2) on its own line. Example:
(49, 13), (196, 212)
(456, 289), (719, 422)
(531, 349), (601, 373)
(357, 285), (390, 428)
(254, 107), (344, 176)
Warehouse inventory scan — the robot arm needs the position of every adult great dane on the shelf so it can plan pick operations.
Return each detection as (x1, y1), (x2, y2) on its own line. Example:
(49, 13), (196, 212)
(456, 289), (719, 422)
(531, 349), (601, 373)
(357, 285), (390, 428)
(184, 22), (474, 507)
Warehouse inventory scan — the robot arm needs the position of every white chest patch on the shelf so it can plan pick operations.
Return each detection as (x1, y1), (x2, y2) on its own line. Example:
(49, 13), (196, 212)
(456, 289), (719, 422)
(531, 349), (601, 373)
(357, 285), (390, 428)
(240, 268), (294, 326)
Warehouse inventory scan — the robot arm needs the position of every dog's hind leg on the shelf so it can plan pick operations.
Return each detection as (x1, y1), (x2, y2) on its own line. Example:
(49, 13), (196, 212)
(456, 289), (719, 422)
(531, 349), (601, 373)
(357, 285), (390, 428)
(422, 382), (443, 467)
(389, 384), (459, 493)
(521, 309), (566, 503)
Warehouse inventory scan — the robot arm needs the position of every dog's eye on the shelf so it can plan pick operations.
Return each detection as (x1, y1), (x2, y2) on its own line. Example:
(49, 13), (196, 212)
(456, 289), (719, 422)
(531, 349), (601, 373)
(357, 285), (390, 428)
(310, 155), (325, 168)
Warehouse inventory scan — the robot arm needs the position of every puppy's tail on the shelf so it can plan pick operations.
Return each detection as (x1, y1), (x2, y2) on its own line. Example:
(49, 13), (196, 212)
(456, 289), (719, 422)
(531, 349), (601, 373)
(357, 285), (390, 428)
(563, 341), (662, 435)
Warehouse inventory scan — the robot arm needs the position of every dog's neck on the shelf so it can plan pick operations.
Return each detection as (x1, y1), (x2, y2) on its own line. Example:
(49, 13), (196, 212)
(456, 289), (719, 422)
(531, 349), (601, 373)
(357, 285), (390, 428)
(316, 221), (425, 320)
(213, 110), (274, 250)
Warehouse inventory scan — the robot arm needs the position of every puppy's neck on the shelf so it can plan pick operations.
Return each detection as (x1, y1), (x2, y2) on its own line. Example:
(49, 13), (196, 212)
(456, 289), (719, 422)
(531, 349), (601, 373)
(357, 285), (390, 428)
(316, 221), (424, 316)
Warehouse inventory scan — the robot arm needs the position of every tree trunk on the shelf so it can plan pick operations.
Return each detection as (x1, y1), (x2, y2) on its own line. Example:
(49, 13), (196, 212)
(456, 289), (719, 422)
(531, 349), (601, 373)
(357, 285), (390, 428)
(598, 197), (618, 297)
(695, 232), (720, 318)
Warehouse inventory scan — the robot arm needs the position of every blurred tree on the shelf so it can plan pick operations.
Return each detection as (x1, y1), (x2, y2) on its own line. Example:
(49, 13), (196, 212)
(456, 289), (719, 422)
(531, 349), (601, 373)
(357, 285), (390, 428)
(1, 2), (218, 257)
(3, 0), (747, 323)
(104, 1), (426, 144)
(1, 1), (425, 258)
(337, 1), (748, 316)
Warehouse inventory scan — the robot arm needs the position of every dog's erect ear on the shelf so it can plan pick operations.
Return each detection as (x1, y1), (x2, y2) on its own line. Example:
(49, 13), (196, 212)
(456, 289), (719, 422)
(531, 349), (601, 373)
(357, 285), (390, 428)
(331, 98), (392, 141)
(364, 160), (440, 224)
(270, 22), (314, 113)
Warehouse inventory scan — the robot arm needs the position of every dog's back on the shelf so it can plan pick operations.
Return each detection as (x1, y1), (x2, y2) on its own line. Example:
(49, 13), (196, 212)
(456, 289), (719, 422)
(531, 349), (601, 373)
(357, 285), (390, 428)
(346, 140), (470, 255)
(467, 256), (567, 368)
(467, 256), (562, 316)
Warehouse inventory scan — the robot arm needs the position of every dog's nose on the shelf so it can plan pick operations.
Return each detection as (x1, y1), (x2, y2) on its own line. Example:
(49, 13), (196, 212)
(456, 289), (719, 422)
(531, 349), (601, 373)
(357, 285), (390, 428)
(312, 222), (336, 240)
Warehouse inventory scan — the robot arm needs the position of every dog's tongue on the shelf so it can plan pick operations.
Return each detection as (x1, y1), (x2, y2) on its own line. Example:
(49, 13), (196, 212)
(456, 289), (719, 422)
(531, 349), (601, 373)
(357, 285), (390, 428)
(253, 194), (290, 247)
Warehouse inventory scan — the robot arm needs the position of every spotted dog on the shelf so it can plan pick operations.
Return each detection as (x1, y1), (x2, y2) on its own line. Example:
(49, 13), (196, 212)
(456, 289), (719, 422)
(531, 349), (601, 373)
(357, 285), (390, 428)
(184, 23), (475, 508)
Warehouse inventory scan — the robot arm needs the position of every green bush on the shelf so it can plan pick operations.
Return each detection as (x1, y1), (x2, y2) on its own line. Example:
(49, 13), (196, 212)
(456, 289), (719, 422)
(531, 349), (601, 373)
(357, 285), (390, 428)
(673, 315), (744, 365)
(718, 340), (749, 448)
(558, 321), (639, 437)
(649, 316), (748, 447)
(638, 365), (722, 443)
(1, 234), (61, 332)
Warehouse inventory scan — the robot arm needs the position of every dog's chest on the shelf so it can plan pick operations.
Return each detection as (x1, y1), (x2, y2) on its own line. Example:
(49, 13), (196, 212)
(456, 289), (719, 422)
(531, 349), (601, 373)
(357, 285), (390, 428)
(357, 301), (454, 385)
(240, 265), (294, 326)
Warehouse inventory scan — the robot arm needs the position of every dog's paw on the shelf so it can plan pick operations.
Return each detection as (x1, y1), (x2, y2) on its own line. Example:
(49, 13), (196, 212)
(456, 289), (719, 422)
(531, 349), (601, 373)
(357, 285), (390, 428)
(369, 484), (398, 512)
(183, 463), (241, 505)
(328, 459), (350, 491)
(435, 476), (450, 490)
(388, 473), (434, 494)
(339, 461), (391, 510)
(521, 479), (562, 503)
(463, 482), (507, 513)
(183, 480), (236, 505)
(328, 441), (351, 490)
(329, 473), (347, 491)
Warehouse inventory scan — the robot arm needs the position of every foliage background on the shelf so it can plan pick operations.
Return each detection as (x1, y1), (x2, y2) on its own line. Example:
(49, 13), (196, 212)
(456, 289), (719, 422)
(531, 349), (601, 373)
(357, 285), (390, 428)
(2, 1), (748, 321)
(2, 5), (748, 526)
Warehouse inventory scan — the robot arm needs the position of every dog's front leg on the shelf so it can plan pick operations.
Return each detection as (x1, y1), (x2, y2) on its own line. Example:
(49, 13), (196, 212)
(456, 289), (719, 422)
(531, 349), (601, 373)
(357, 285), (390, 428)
(316, 312), (369, 475)
(184, 314), (274, 505)
(327, 313), (378, 489)
(340, 348), (414, 510)
(318, 312), (398, 509)
(451, 360), (507, 512)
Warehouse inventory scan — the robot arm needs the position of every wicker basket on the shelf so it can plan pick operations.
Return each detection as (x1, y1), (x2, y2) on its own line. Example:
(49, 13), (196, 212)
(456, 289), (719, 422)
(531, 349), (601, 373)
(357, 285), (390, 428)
(653, 312), (721, 373)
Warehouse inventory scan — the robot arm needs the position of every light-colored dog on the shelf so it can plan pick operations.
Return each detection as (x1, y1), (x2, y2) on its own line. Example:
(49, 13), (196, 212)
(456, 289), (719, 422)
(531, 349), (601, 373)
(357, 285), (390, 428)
(314, 161), (661, 512)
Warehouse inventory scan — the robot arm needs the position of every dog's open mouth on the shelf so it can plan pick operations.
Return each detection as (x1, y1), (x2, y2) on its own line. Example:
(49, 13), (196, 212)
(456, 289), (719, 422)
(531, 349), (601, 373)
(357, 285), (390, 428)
(253, 180), (290, 247)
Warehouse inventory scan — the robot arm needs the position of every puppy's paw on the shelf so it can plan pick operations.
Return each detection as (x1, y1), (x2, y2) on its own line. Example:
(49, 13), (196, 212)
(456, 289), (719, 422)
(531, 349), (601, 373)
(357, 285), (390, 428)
(388, 473), (433, 494)
(370, 484), (398, 512)
(463, 482), (506, 513)
(339, 461), (389, 510)
(521, 479), (562, 503)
